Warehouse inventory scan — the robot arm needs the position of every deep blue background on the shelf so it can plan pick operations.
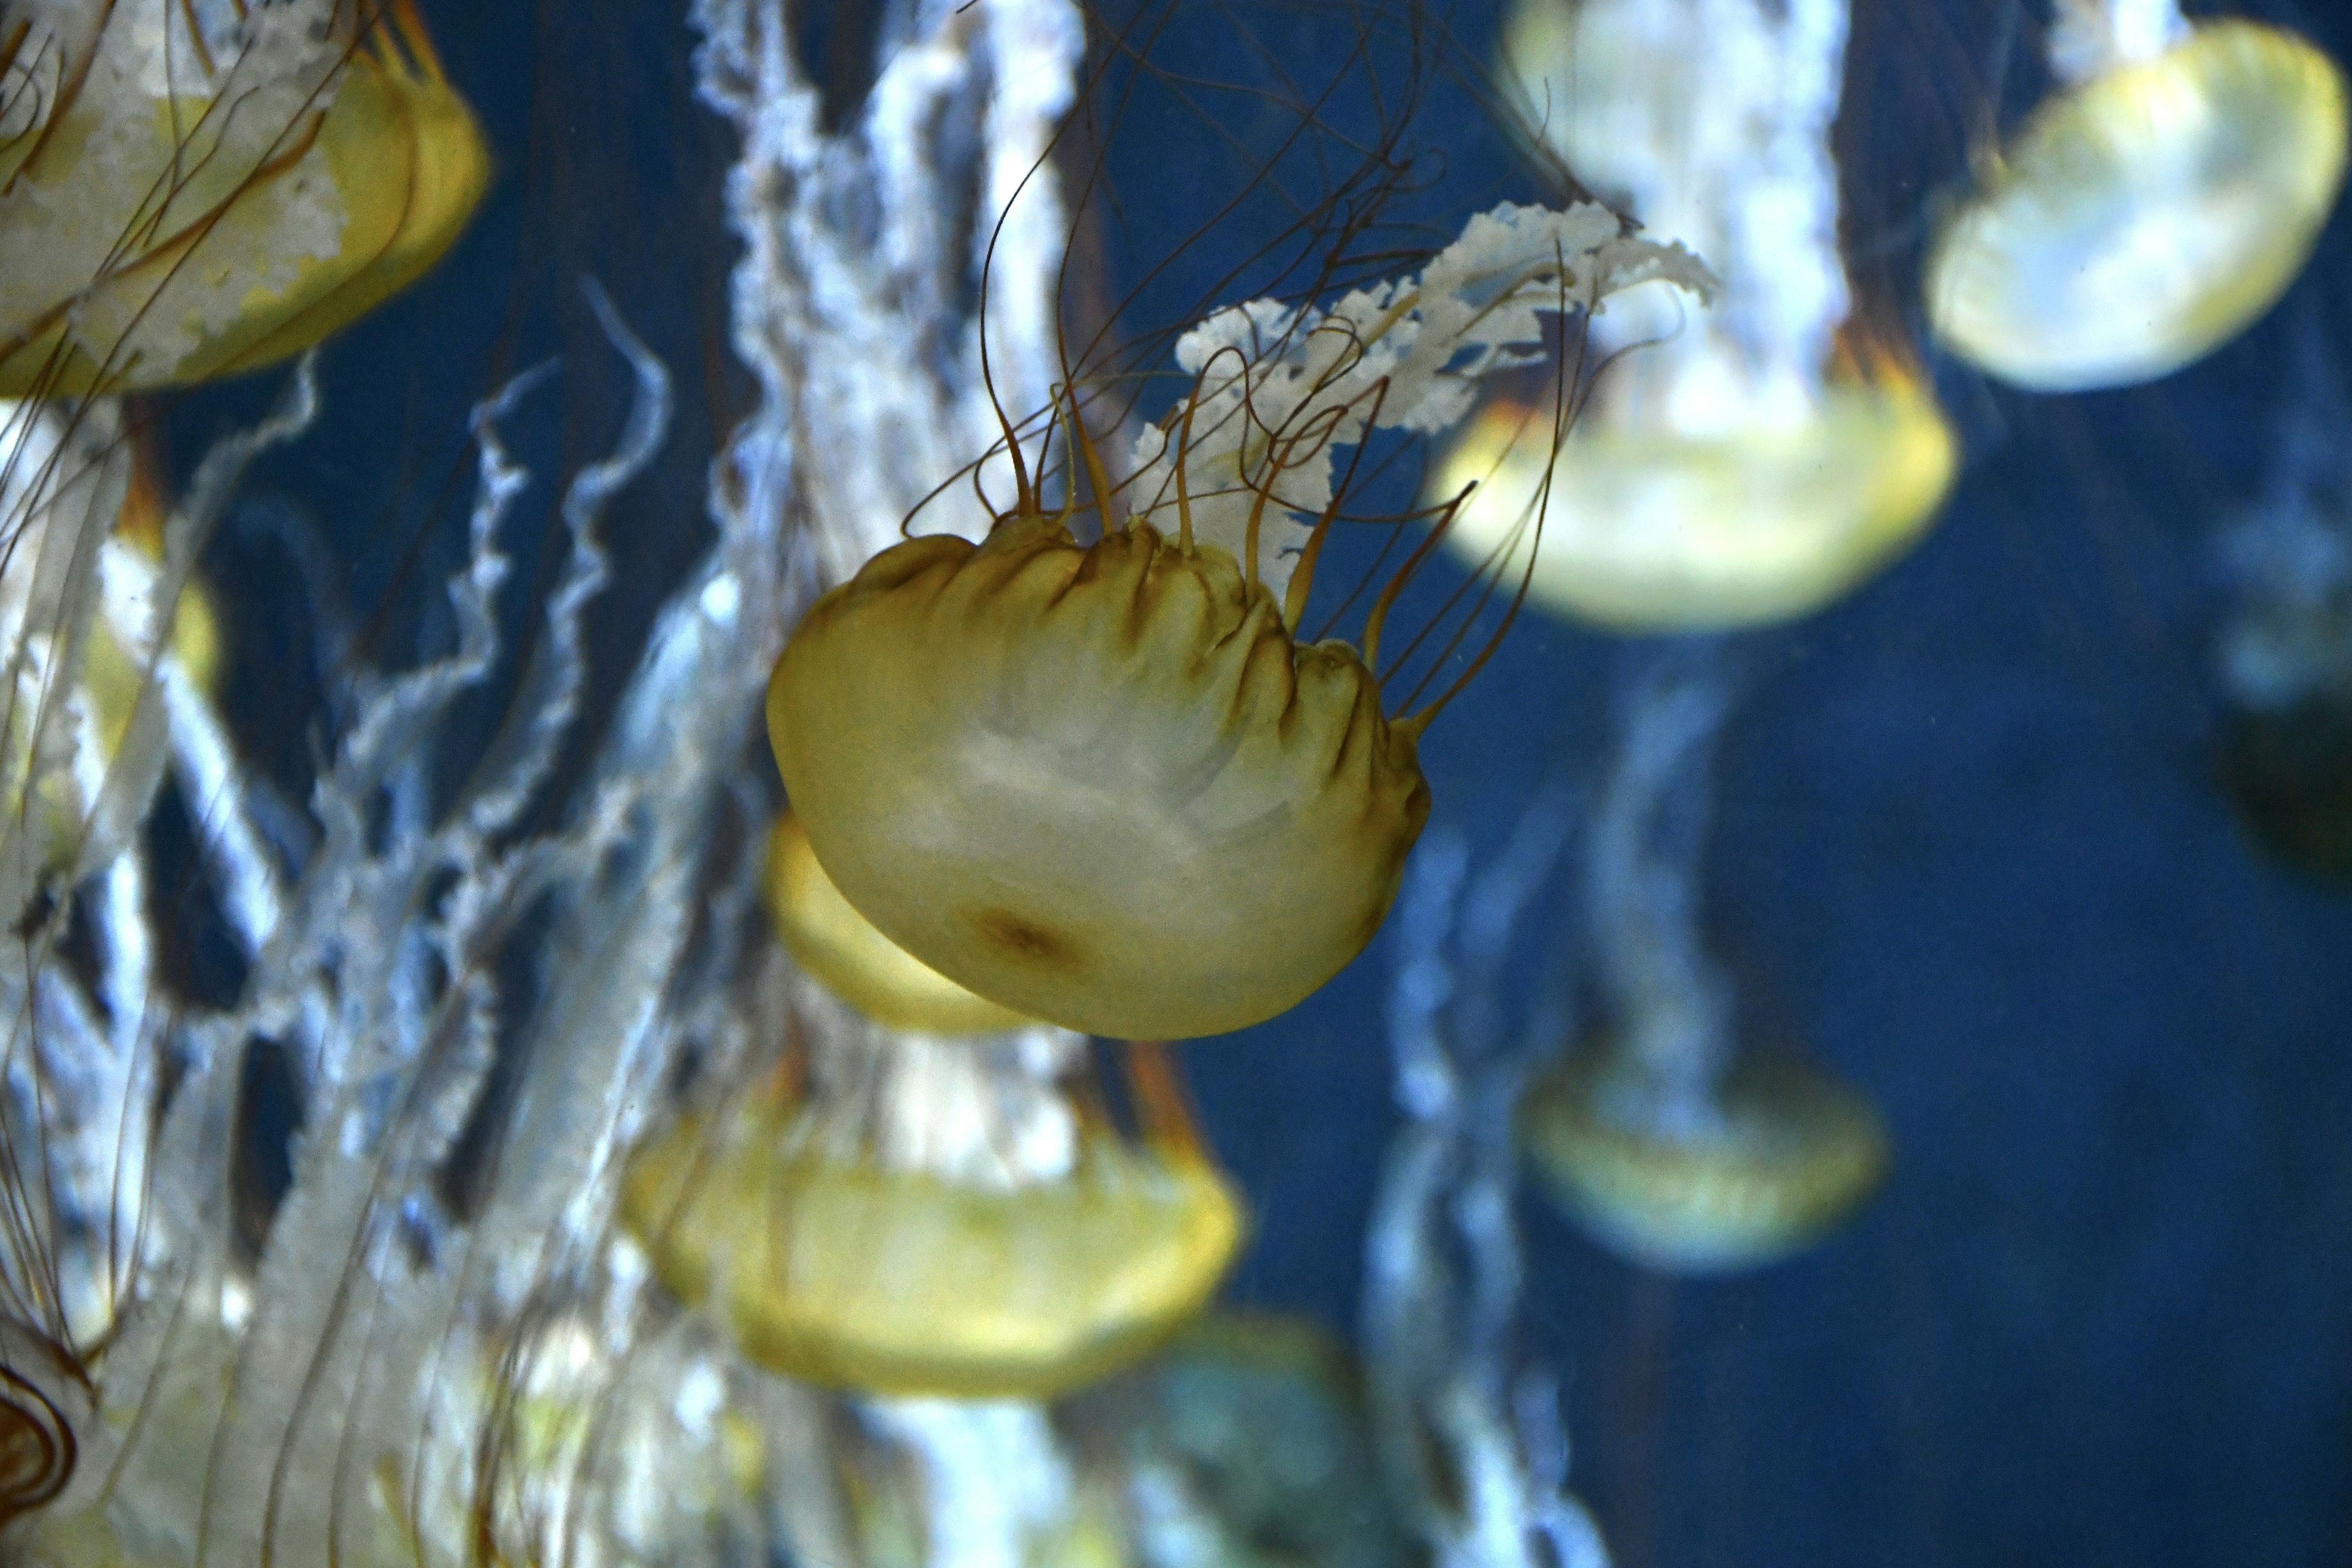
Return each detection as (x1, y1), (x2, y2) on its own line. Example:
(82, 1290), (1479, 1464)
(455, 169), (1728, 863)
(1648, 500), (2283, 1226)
(164, 2), (2352, 1565)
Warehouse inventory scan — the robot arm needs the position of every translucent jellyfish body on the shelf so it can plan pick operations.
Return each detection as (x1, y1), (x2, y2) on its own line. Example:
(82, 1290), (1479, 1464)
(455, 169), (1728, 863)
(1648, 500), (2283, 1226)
(770, 203), (1706, 1039)
(1524, 647), (1889, 1271)
(766, 811), (1033, 1036)
(1431, 351), (1956, 631)
(620, 1048), (1246, 1400)
(0, 0), (489, 396)
(1926, 20), (2348, 391)
(1522, 1047), (1891, 1272)
(1479, 0), (1954, 631)
(770, 515), (1427, 1041)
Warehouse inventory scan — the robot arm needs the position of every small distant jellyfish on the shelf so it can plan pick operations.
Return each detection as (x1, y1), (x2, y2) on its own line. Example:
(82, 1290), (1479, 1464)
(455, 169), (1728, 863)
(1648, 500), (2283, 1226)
(0, 0), (489, 396)
(1925, 1), (2348, 391)
(2211, 330), (2352, 879)
(1433, 0), (1957, 633)
(768, 202), (1709, 1040)
(765, 810), (1035, 1036)
(1520, 646), (1889, 1272)
(620, 1038), (1246, 1400)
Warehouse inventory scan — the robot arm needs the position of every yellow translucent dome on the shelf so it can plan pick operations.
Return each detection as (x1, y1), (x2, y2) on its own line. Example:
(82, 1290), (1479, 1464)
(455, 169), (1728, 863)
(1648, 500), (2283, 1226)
(767, 512), (1430, 1041)
(0, 1), (489, 396)
(1433, 369), (1956, 631)
(1521, 1048), (1891, 1273)
(1924, 21), (2349, 392)
(620, 1109), (1246, 1400)
(764, 811), (1033, 1036)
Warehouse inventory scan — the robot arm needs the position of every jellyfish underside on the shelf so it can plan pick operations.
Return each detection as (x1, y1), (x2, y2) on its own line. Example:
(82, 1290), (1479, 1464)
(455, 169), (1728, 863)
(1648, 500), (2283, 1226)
(764, 811), (1035, 1036)
(1521, 1046), (1891, 1272)
(0, 2), (489, 396)
(1926, 20), (2349, 393)
(1436, 360), (1954, 631)
(620, 1101), (1245, 1400)
(766, 511), (1429, 1042)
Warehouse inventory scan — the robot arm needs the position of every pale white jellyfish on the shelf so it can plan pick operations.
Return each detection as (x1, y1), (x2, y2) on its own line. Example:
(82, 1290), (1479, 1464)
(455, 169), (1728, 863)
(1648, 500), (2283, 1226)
(1519, 644), (1890, 1273)
(1428, 0), (1958, 632)
(1925, 0), (2348, 391)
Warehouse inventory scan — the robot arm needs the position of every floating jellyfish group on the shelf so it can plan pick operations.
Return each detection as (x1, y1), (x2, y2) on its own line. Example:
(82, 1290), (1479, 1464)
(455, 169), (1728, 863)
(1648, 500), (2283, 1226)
(2, 1), (488, 1557)
(2, 0), (2350, 1559)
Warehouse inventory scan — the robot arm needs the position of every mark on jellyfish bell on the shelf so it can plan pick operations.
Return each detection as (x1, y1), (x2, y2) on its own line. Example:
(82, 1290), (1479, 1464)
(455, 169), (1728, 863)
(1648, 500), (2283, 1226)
(967, 905), (1085, 974)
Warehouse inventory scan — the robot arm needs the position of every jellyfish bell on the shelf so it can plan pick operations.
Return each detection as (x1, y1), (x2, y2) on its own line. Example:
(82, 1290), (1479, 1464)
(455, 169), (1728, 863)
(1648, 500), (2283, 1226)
(770, 201), (1710, 1041)
(1925, 18), (2349, 392)
(769, 511), (1430, 1043)
(765, 810), (1037, 1036)
(0, 0), (490, 397)
(620, 1044), (1247, 1400)
(1480, 0), (1956, 633)
(1521, 1043), (1891, 1273)
(1431, 333), (1957, 632)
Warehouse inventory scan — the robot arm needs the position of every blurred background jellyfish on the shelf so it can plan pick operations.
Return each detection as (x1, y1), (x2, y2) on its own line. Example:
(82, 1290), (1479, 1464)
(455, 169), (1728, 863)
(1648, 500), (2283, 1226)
(2211, 316), (2352, 878)
(1520, 643), (1890, 1272)
(621, 1030), (1245, 1400)
(0, 0), (489, 396)
(1924, 1), (2348, 390)
(1428, 0), (1956, 632)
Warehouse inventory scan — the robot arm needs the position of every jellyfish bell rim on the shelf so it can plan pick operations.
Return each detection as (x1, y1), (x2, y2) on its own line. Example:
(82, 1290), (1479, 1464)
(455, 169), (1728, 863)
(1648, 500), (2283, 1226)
(762, 809), (1038, 1037)
(0, 4), (490, 397)
(618, 1114), (1248, 1401)
(1433, 368), (1957, 633)
(766, 509), (1431, 1042)
(1520, 1042), (1893, 1274)
(1923, 19), (2351, 394)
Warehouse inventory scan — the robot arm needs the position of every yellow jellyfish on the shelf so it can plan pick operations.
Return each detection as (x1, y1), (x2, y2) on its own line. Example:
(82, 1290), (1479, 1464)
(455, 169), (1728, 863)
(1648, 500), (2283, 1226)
(1433, 337), (1956, 631)
(1924, 13), (2348, 391)
(1521, 647), (1888, 1271)
(1523, 1046), (1891, 1273)
(1463, 0), (1957, 633)
(764, 811), (1034, 1036)
(621, 1042), (1246, 1400)
(0, 0), (490, 397)
(769, 202), (1708, 1040)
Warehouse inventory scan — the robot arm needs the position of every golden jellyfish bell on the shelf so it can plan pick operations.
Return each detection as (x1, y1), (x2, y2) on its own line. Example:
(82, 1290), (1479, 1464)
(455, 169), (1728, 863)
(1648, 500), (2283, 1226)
(1521, 1047), (1891, 1273)
(767, 512), (1429, 1041)
(620, 1050), (1246, 1400)
(0, 0), (489, 396)
(764, 810), (1035, 1036)
(1432, 349), (1956, 633)
(1925, 20), (2350, 393)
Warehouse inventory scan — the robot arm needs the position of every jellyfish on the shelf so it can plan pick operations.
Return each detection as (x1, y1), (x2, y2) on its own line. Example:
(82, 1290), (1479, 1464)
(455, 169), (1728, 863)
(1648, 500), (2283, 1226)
(0, 0), (489, 396)
(1924, 2), (2348, 391)
(765, 810), (1035, 1036)
(1520, 644), (1889, 1272)
(767, 202), (1710, 1041)
(621, 1028), (1245, 1400)
(1428, 0), (1957, 633)
(2210, 325), (2352, 879)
